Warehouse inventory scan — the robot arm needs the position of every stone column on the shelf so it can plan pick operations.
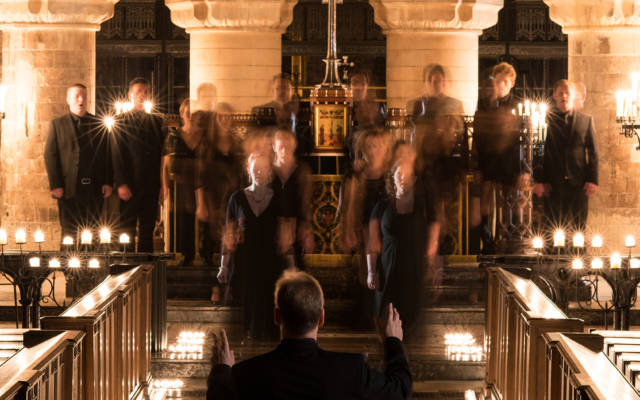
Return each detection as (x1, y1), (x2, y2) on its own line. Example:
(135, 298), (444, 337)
(166, 0), (297, 113)
(545, 0), (640, 243)
(0, 0), (117, 249)
(369, 0), (503, 114)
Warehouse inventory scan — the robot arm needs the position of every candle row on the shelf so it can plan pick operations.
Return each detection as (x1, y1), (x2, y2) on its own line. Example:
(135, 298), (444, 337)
(532, 231), (637, 249)
(0, 228), (130, 245)
(27, 256), (101, 269)
(569, 255), (640, 270)
(514, 100), (548, 142)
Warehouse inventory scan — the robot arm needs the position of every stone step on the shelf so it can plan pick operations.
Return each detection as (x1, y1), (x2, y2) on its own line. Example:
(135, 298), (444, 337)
(153, 378), (485, 399)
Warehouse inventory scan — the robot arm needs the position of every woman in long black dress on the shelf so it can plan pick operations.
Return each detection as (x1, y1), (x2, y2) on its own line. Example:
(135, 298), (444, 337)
(366, 150), (438, 337)
(217, 152), (281, 341)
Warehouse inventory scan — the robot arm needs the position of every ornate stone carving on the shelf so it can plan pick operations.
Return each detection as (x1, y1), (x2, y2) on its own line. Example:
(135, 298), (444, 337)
(166, 0), (297, 32)
(369, 0), (503, 33)
(544, 0), (640, 31)
(0, 0), (118, 28)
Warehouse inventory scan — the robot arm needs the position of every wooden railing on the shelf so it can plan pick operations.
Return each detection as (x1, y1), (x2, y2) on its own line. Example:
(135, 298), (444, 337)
(543, 332), (640, 400)
(41, 265), (153, 400)
(486, 267), (584, 400)
(0, 329), (85, 400)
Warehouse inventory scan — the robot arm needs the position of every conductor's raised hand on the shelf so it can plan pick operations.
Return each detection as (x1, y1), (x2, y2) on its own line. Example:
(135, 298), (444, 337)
(384, 302), (403, 341)
(216, 329), (235, 367)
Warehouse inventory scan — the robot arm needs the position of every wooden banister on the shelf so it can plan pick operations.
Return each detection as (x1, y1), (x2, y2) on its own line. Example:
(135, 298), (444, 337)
(486, 267), (584, 400)
(41, 265), (153, 400)
(0, 330), (85, 400)
(543, 332), (640, 400)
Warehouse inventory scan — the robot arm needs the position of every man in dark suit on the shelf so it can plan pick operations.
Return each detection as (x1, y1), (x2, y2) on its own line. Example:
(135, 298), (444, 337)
(534, 79), (598, 232)
(111, 77), (165, 252)
(45, 83), (112, 243)
(207, 270), (412, 400)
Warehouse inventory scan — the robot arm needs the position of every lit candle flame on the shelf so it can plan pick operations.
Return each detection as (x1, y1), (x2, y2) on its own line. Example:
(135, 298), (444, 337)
(0, 229), (7, 245)
(48, 258), (61, 268)
(611, 252), (622, 269)
(88, 258), (100, 269)
(553, 229), (565, 247)
(34, 229), (45, 244)
(80, 230), (92, 245)
(68, 257), (81, 268)
(15, 229), (26, 244)
(28, 257), (40, 267)
(62, 236), (74, 246)
(99, 228), (111, 244)
(631, 258), (640, 269)
(144, 101), (153, 114)
(592, 235), (603, 248)
(591, 258), (603, 269)
(571, 258), (583, 270)
(104, 116), (114, 131)
(119, 233), (130, 244)
(626, 235), (636, 248)
(532, 236), (544, 249)
(573, 232), (585, 248)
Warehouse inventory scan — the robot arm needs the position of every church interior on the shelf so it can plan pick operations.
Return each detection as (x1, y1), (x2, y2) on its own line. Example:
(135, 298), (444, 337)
(1, 0), (640, 399)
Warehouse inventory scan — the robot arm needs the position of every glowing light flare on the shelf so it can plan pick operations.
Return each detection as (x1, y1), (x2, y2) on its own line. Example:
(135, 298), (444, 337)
(626, 235), (636, 248)
(0, 84), (6, 114)
(571, 259), (584, 270)
(48, 258), (61, 268)
(14, 229), (26, 244)
(532, 236), (544, 249)
(62, 236), (74, 246)
(0, 229), (7, 245)
(68, 257), (81, 269)
(444, 332), (484, 362)
(611, 253), (622, 269)
(144, 101), (153, 114)
(553, 229), (565, 248)
(104, 116), (115, 131)
(99, 228), (111, 244)
(119, 233), (130, 244)
(28, 257), (40, 267)
(631, 259), (640, 269)
(153, 379), (184, 389)
(591, 258), (603, 269)
(80, 230), (92, 245)
(592, 235), (603, 248)
(88, 258), (100, 269)
(573, 232), (585, 248)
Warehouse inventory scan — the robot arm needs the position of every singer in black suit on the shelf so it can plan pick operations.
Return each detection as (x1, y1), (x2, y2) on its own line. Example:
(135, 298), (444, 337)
(44, 83), (112, 242)
(110, 77), (166, 252)
(534, 79), (598, 232)
(207, 271), (412, 400)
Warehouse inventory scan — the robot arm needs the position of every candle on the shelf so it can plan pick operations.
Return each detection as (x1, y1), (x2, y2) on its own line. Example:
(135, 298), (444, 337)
(592, 235), (603, 248)
(34, 229), (45, 243)
(571, 259), (583, 270)
(48, 258), (61, 268)
(28, 257), (40, 267)
(0, 229), (7, 245)
(62, 236), (74, 246)
(15, 229), (26, 244)
(611, 252), (622, 269)
(99, 228), (111, 244)
(532, 237), (544, 249)
(626, 235), (636, 248)
(573, 232), (585, 248)
(631, 258), (640, 269)
(80, 230), (92, 245)
(68, 257), (81, 268)
(553, 229), (565, 247)
(119, 233), (130, 244)
(525, 100), (531, 116)
(104, 116), (114, 131)
(88, 258), (100, 269)
(591, 258), (603, 269)
(115, 102), (123, 115)
(144, 101), (153, 114)
(518, 103), (523, 115)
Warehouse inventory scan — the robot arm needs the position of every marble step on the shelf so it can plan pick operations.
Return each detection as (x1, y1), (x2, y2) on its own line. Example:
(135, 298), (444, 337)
(152, 378), (485, 399)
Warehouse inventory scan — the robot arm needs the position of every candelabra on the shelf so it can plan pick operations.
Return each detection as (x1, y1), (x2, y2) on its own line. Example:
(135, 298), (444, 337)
(528, 231), (640, 330)
(616, 74), (640, 150)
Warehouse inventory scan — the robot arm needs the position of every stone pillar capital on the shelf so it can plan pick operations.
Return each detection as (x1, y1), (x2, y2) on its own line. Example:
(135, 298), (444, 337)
(544, 0), (640, 32)
(0, 0), (118, 30)
(369, 0), (502, 34)
(166, 0), (297, 33)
